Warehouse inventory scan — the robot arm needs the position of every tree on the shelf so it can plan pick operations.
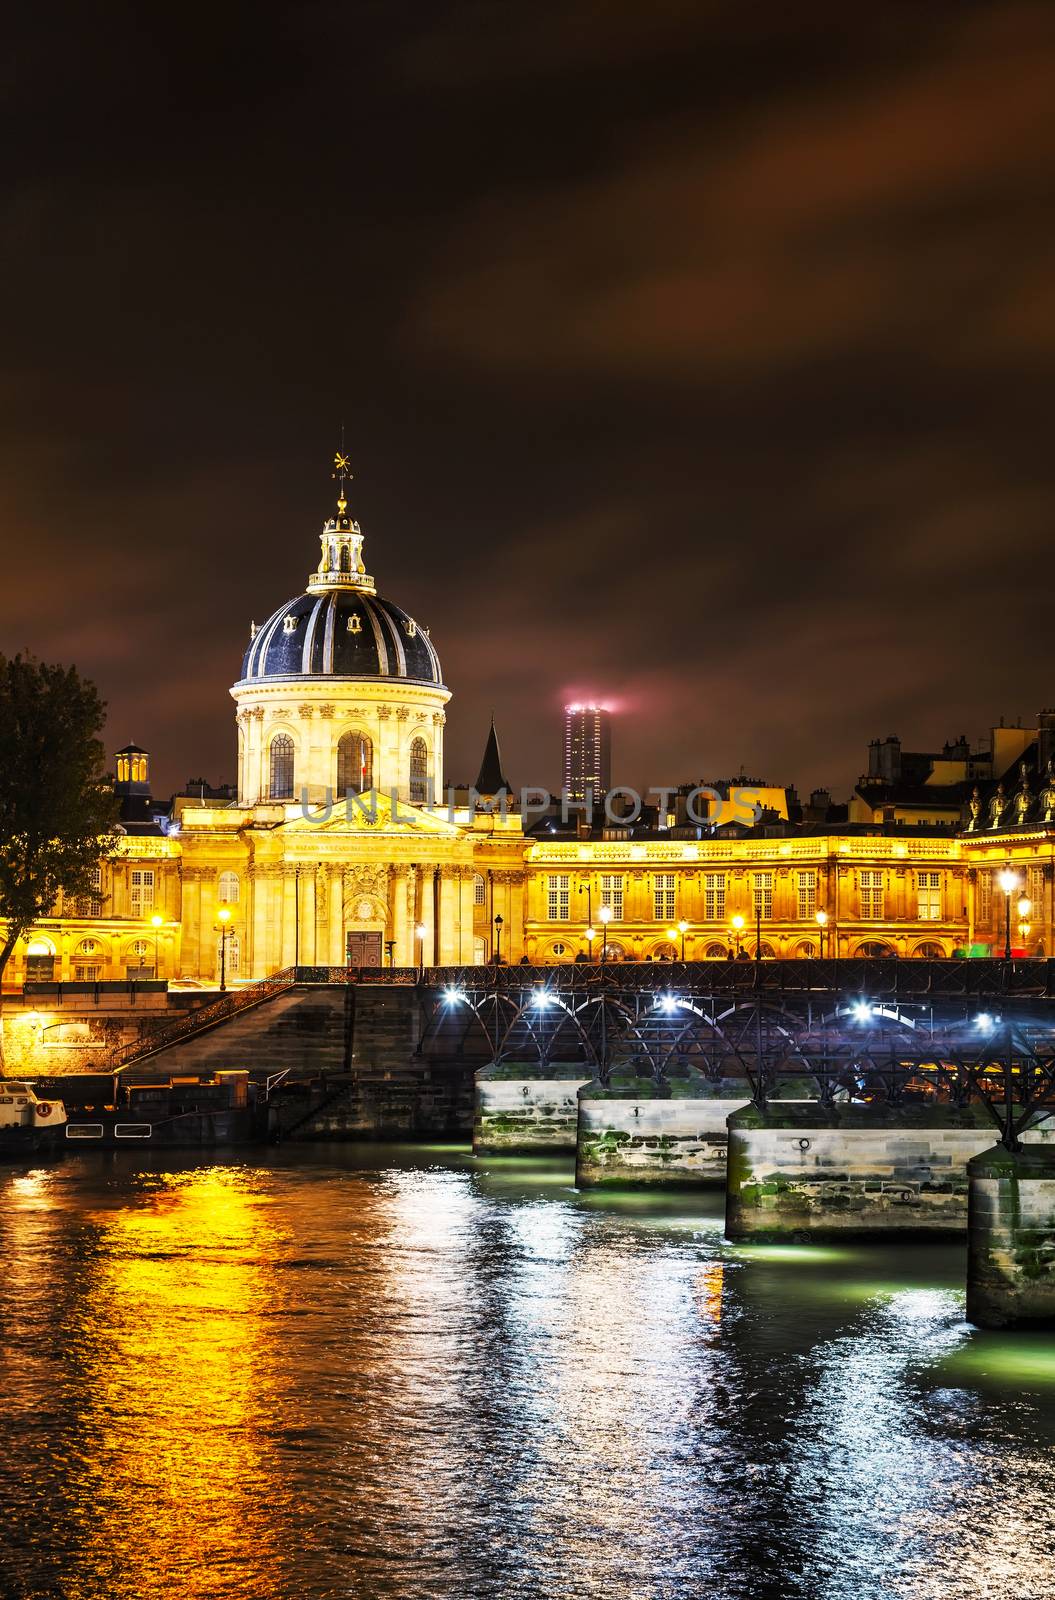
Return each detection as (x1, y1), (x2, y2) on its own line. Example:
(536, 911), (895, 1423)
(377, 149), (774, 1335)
(0, 655), (121, 1057)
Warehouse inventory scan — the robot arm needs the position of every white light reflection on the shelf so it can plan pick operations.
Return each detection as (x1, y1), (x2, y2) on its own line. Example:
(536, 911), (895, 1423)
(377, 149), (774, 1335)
(782, 1287), (1055, 1600)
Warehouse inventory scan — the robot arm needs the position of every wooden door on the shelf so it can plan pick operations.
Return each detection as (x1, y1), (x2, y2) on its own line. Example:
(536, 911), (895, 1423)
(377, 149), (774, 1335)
(345, 931), (382, 966)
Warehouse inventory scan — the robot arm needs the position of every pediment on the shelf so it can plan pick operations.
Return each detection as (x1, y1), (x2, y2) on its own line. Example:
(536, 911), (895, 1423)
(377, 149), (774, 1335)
(281, 789), (465, 838)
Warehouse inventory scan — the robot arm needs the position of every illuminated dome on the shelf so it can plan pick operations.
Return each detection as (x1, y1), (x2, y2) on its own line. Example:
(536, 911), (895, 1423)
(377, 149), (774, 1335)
(240, 589), (442, 686)
(229, 463), (450, 810)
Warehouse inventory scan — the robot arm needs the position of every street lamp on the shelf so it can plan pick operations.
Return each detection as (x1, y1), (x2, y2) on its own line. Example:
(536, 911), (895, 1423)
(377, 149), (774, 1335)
(579, 881), (592, 930)
(815, 908), (828, 958)
(997, 868), (1019, 961)
(415, 921), (428, 977)
(666, 927), (678, 960)
(598, 903), (612, 963)
(585, 924), (596, 959)
(754, 894), (763, 962)
(678, 918), (689, 961)
(493, 912), (504, 963)
(217, 905), (231, 993)
(1018, 893), (1032, 955)
(731, 913), (745, 959)
(150, 912), (163, 980)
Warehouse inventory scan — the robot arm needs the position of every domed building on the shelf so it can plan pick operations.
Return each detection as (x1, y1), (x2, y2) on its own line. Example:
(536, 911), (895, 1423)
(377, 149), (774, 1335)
(232, 491), (449, 807)
(169, 474), (527, 977)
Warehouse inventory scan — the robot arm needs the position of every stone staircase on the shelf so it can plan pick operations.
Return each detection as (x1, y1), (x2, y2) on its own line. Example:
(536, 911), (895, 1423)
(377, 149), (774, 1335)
(122, 987), (351, 1080)
(120, 981), (477, 1140)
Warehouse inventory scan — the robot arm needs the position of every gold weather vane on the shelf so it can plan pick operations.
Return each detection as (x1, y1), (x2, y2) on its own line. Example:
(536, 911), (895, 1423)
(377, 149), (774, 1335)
(332, 427), (352, 515)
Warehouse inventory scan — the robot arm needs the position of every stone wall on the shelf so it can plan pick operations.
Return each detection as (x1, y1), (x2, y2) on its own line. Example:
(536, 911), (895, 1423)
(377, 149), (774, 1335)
(967, 1144), (1055, 1328)
(576, 1066), (751, 1188)
(474, 1060), (589, 1153)
(726, 1101), (1055, 1240)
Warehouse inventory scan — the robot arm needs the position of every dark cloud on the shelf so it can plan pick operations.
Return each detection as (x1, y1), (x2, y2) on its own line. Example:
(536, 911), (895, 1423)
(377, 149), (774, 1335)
(2, 1), (1054, 797)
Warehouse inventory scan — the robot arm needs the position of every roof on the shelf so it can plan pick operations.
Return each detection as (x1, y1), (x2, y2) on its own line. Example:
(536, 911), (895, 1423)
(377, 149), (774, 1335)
(238, 589), (443, 686)
(474, 717), (511, 794)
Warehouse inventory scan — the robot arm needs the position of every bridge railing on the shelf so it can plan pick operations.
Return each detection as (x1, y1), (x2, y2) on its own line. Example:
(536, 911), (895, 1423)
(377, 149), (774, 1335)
(293, 957), (1055, 1002)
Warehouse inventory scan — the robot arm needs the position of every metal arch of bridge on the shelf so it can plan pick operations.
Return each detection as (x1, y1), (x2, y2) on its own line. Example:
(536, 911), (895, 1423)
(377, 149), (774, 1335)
(413, 969), (1055, 1152)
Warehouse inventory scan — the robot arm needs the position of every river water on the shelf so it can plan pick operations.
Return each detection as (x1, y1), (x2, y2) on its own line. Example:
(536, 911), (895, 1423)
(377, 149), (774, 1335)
(2, 1146), (1054, 1600)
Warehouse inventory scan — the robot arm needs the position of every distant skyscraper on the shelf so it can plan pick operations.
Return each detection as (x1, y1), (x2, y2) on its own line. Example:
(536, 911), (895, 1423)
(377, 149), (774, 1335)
(563, 704), (611, 800)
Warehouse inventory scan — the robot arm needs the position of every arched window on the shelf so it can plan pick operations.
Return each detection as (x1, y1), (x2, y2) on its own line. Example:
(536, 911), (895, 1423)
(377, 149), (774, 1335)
(914, 941), (945, 960)
(472, 874), (486, 906)
(269, 733), (294, 800)
(217, 871), (240, 906)
(409, 737), (429, 804)
(705, 942), (730, 959)
(339, 545), (351, 574)
(337, 732), (372, 795)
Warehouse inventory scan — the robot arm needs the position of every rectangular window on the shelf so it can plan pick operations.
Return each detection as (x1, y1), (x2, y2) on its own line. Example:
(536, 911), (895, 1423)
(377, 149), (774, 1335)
(130, 868), (155, 913)
(859, 869), (884, 920)
(473, 875), (486, 906)
(978, 870), (992, 925)
(600, 874), (623, 919)
(917, 871), (941, 921)
(752, 872), (773, 920)
(546, 874), (570, 921)
(653, 874), (676, 921)
(74, 964), (101, 982)
(704, 872), (726, 921)
(797, 871), (817, 920)
(1028, 867), (1044, 917)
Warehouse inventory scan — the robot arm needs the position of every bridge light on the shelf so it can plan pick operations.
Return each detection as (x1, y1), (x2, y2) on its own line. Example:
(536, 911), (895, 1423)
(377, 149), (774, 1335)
(443, 987), (466, 1005)
(852, 1000), (873, 1023)
(976, 1012), (993, 1032)
(658, 993), (678, 1014)
(533, 990), (553, 1008)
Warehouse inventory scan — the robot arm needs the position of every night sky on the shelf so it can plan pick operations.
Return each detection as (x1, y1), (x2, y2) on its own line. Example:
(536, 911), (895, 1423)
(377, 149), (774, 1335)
(5, 2), (1055, 799)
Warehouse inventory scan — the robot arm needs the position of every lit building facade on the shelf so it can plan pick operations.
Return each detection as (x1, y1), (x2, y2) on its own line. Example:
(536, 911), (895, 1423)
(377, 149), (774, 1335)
(6, 482), (1055, 992)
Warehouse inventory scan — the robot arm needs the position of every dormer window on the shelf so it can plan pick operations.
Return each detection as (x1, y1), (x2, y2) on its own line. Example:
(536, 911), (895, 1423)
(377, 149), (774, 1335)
(404, 619), (417, 638)
(347, 613), (362, 635)
(283, 615), (298, 634)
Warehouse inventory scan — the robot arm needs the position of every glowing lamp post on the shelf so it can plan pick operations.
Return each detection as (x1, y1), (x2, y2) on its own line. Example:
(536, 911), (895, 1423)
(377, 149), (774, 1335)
(585, 925), (596, 960)
(678, 918), (689, 961)
(731, 913), (745, 959)
(150, 912), (163, 980)
(997, 868), (1020, 961)
(815, 908), (828, 958)
(1017, 893), (1032, 956)
(493, 913), (504, 964)
(217, 905), (232, 992)
(598, 903), (612, 963)
(666, 927), (678, 960)
(415, 921), (428, 977)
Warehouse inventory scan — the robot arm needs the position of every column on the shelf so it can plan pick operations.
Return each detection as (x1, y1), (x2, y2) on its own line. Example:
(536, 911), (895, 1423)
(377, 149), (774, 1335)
(330, 870), (344, 965)
(420, 866), (436, 967)
(390, 866), (407, 966)
(180, 868), (200, 979)
(506, 870), (526, 963)
(278, 868), (296, 969)
(458, 869), (475, 964)
(251, 867), (270, 978)
(438, 869), (458, 964)
(315, 865), (330, 971)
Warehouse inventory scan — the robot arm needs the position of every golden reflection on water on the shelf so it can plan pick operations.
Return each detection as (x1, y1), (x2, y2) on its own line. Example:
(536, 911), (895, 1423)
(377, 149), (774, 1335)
(63, 1168), (285, 1600)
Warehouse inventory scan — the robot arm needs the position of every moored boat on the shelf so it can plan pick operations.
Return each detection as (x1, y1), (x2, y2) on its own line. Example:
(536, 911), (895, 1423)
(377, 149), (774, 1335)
(0, 1080), (67, 1157)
